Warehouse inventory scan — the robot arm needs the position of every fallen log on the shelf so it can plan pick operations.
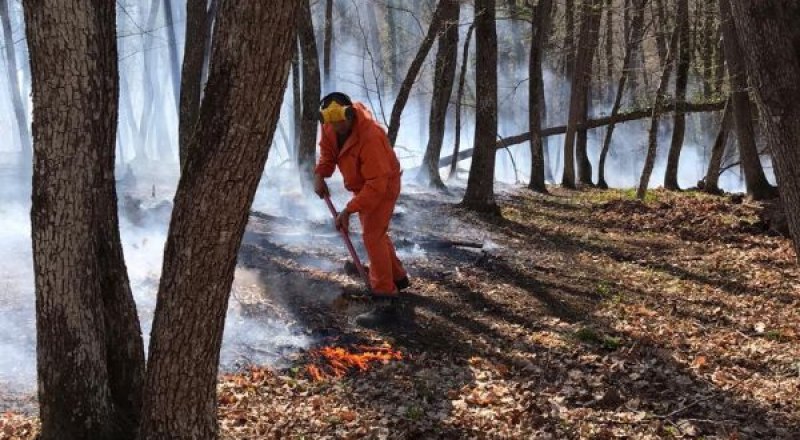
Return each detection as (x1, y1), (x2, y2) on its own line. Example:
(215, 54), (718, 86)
(437, 100), (726, 168)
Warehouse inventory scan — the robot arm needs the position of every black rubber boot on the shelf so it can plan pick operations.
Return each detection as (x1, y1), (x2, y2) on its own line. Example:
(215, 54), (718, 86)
(355, 297), (398, 328)
(395, 276), (411, 291)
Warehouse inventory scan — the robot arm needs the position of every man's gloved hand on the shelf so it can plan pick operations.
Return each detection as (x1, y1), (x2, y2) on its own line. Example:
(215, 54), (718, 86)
(335, 208), (351, 233)
(313, 174), (329, 199)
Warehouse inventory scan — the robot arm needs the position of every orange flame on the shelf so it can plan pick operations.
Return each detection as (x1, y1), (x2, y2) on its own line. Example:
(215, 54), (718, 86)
(305, 344), (403, 381)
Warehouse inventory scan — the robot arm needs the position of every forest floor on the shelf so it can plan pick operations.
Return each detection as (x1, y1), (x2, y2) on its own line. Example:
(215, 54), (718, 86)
(2, 185), (799, 439)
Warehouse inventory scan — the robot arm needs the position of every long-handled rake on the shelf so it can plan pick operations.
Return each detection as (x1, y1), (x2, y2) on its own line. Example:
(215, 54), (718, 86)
(323, 195), (371, 292)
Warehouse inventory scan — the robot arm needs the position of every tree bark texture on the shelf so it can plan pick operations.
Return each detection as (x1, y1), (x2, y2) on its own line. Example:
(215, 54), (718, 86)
(730, 0), (800, 258)
(719, 0), (777, 200)
(462, 0), (499, 213)
(137, 1), (297, 438)
(387, 0), (448, 146)
(528, 0), (554, 193)
(1, 0), (32, 159)
(419, 0), (460, 189)
(298, 0), (321, 185)
(179, 0), (210, 168)
(664, 0), (690, 191)
(597, 0), (646, 189)
(24, 1), (145, 438)
(563, 0), (602, 189)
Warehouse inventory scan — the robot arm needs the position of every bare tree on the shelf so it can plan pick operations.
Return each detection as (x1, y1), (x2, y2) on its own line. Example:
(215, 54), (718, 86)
(419, 0), (460, 189)
(323, 0), (334, 89)
(562, 0), (603, 189)
(638, 16), (681, 200)
(702, 96), (732, 194)
(528, 0), (554, 193)
(449, 23), (475, 180)
(719, 0), (777, 200)
(163, 0), (180, 113)
(1, 0), (31, 159)
(137, 1), (298, 437)
(730, 0), (800, 258)
(179, 0), (213, 167)
(664, 0), (690, 190)
(597, 0), (646, 189)
(298, 0), (322, 185)
(462, 0), (499, 213)
(24, 0), (145, 437)
(387, 0), (449, 146)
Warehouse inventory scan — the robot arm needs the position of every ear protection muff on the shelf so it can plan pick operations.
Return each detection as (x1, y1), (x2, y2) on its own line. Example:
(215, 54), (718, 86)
(319, 92), (355, 124)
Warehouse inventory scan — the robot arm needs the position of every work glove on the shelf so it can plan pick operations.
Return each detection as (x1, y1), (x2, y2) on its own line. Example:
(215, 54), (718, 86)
(335, 208), (351, 233)
(314, 174), (330, 199)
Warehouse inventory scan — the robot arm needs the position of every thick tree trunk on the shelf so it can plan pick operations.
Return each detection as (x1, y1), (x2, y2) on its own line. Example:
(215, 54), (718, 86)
(729, 0), (800, 258)
(323, 0), (333, 90)
(700, 0), (715, 98)
(637, 21), (680, 200)
(653, 0), (668, 63)
(137, 2), (297, 438)
(298, 0), (321, 185)
(702, 97), (733, 194)
(462, 0), (498, 213)
(598, 0), (646, 189)
(449, 23), (475, 180)
(719, 0), (777, 200)
(179, 0), (210, 168)
(528, 0), (554, 193)
(419, 0), (460, 189)
(24, 1), (145, 438)
(1, 0), (32, 159)
(387, 0), (449, 146)
(664, 0), (690, 191)
(563, 0), (603, 189)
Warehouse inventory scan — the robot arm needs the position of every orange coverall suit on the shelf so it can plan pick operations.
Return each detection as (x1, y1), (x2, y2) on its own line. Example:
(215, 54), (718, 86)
(315, 103), (407, 295)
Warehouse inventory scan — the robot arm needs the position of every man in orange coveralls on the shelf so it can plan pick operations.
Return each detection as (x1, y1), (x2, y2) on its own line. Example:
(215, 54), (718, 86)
(313, 92), (410, 327)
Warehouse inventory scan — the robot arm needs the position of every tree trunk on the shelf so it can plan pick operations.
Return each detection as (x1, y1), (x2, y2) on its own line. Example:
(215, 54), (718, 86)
(137, 2), (297, 438)
(387, 0), (449, 146)
(162, 0), (180, 114)
(24, 1), (145, 438)
(528, 0), (554, 193)
(563, 0), (603, 189)
(462, 0), (498, 213)
(387, 0), (401, 94)
(1, 0), (32, 159)
(700, 0), (715, 98)
(323, 0), (333, 90)
(449, 23), (475, 180)
(653, 0), (668, 63)
(291, 45), (301, 160)
(719, 0), (778, 200)
(604, 0), (613, 102)
(702, 96), (733, 194)
(637, 21), (680, 200)
(419, 0), (460, 189)
(664, 0), (690, 191)
(729, 0), (800, 258)
(298, 0), (321, 186)
(598, 0), (646, 189)
(564, 0), (575, 79)
(179, 0), (211, 168)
